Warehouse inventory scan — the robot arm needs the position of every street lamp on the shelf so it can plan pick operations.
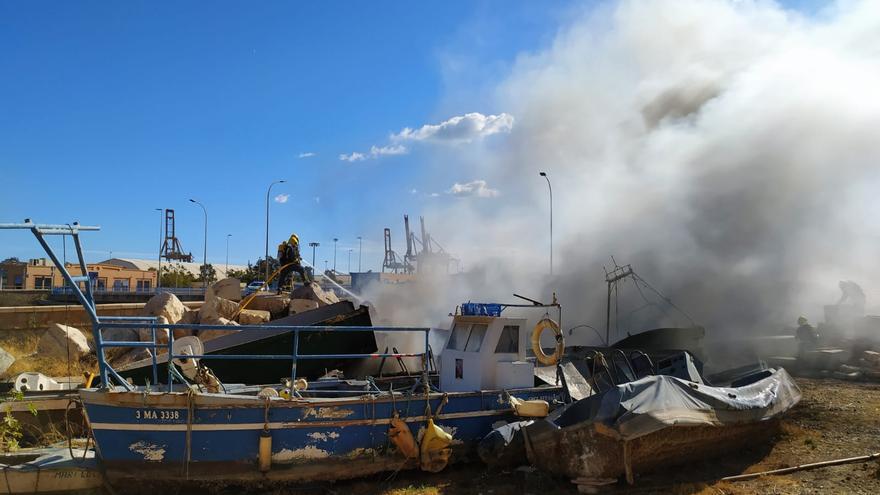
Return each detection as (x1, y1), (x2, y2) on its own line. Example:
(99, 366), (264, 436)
(539, 172), (553, 276)
(225, 234), (232, 275)
(189, 198), (208, 288)
(324, 260), (328, 273)
(308, 242), (319, 270)
(265, 180), (287, 283)
(155, 208), (163, 290)
(347, 249), (352, 273)
(332, 238), (338, 272)
(357, 236), (362, 272)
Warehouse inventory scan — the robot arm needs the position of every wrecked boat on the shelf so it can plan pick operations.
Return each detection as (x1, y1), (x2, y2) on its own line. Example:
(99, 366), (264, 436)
(1, 222), (566, 486)
(482, 359), (800, 487)
(117, 300), (376, 385)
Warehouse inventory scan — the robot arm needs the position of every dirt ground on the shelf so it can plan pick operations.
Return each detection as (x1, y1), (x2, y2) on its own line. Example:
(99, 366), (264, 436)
(263, 377), (880, 495)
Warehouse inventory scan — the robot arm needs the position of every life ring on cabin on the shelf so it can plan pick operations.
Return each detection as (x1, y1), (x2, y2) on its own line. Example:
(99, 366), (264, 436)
(531, 318), (564, 366)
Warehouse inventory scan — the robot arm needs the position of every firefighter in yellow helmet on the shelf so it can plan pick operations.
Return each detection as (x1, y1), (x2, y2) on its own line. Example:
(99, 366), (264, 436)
(276, 233), (311, 293)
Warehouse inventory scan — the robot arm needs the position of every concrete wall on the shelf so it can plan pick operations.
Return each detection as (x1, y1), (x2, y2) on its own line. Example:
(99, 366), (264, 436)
(0, 301), (203, 330)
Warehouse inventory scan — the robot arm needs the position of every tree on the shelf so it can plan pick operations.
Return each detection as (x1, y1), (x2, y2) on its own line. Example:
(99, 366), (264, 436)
(1, 257), (22, 265)
(253, 257), (278, 282)
(197, 263), (217, 284)
(160, 263), (196, 288)
(226, 267), (251, 283)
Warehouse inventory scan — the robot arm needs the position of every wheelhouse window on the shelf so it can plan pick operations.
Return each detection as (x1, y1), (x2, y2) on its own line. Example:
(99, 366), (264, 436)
(448, 322), (488, 352)
(495, 325), (519, 353)
(464, 324), (488, 352)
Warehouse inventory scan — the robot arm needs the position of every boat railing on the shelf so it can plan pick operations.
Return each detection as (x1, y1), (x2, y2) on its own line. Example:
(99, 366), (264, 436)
(94, 319), (431, 393)
(0, 222), (431, 393)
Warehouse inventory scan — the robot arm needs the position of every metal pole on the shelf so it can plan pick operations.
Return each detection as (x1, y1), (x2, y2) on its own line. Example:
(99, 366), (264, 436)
(155, 208), (162, 290)
(265, 180), (286, 283)
(348, 249), (352, 273)
(225, 234), (231, 275)
(357, 236), (362, 272)
(189, 199), (207, 289)
(333, 238), (338, 272)
(539, 172), (553, 276)
(309, 242), (319, 272)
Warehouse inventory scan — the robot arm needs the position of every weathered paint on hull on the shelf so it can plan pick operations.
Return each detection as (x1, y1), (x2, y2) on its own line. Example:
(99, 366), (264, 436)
(81, 387), (561, 482)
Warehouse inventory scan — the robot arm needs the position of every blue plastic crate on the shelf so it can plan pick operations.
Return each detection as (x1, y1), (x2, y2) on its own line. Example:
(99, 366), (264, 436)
(461, 302), (503, 317)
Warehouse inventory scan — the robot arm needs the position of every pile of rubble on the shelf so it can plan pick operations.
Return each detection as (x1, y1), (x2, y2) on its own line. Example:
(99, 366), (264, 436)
(111, 279), (340, 366)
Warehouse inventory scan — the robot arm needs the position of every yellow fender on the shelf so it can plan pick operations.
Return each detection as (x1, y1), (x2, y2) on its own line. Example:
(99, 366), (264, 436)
(531, 317), (564, 366)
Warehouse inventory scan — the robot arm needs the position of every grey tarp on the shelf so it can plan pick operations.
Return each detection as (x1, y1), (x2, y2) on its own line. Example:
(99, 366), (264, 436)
(554, 368), (801, 440)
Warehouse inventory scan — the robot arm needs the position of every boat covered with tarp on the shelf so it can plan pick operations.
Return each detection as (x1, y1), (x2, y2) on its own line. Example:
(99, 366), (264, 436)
(482, 366), (800, 486)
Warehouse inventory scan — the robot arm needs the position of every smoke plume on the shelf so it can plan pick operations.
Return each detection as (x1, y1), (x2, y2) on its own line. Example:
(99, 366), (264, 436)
(369, 0), (880, 349)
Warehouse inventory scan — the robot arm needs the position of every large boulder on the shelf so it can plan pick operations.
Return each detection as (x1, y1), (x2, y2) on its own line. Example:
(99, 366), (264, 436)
(238, 309), (270, 325)
(199, 296), (239, 323)
(173, 309), (199, 339)
(246, 295), (291, 319)
(289, 299), (319, 315)
(0, 347), (15, 376)
(207, 278), (242, 302)
(137, 315), (171, 344)
(38, 323), (91, 360)
(142, 292), (187, 324)
(291, 282), (339, 307)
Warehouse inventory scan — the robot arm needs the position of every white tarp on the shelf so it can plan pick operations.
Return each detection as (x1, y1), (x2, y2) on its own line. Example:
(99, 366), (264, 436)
(554, 368), (801, 440)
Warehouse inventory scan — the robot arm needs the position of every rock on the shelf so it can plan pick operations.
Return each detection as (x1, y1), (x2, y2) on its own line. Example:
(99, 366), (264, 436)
(110, 348), (153, 368)
(291, 282), (339, 307)
(198, 317), (240, 342)
(173, 309), (199, 339)
(103, 326), (139, 342)
(137, 315), (171, 345)
(142, 292), (187, 324)
(238, 309), (270, 325)
(199, 296), (239, 323)
(289, 299), (319, 315)
(207, 278), (242, 302)
(246, 295), (291, 318)
(38, 323), (91, 360)
(0, 347), (15, 376)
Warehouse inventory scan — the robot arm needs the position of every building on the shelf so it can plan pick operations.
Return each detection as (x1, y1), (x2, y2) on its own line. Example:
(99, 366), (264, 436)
(98, 258), (248, 280)
(0, 258), (157, 291)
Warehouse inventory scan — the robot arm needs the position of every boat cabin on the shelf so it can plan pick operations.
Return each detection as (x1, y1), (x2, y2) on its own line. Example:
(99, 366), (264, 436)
(439, 307), (535, 392)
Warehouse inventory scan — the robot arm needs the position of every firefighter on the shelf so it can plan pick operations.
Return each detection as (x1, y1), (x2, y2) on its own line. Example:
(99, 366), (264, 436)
(795, 316), (820, 358)
(276, 233), (310, 294)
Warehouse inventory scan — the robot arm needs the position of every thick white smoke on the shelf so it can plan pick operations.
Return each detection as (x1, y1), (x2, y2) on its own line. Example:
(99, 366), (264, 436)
(369, 0), (880, 348)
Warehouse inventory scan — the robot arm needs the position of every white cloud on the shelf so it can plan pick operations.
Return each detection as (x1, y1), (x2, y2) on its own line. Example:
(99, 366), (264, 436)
(314, 196), (320, 203)
(430, 192), (440, 197)
(392, 112), (514, 143)
(410, 188), (418, 195)
(298, 152), (316, 158)
(446, 180), (499, 198)
(339, 144), (407, 162)
(339, 152), (366, 162)
(274, 194), (289, 204)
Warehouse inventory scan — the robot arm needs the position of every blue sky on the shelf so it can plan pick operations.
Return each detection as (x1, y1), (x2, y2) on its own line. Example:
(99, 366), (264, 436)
(0, 0), (825, 271)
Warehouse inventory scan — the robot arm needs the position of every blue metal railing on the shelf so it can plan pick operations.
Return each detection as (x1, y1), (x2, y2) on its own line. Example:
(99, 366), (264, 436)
(93, 320), (430, 393)
(1, 222), (423, 394)
(51, 286), (207, 296)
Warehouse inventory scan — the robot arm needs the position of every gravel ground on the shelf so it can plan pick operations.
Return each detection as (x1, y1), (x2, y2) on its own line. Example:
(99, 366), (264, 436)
(303, 377), (880, 495)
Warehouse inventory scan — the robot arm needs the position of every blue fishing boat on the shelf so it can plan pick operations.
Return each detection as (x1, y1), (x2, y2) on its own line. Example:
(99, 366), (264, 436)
(0, 222), (566, 485)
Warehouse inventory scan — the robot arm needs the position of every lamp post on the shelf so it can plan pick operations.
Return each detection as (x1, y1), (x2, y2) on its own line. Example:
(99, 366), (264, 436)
(324, 260), (328, 273)
(155, 208), (163, 290)
(332, 238), (338, 272)
(265, 180), (286, 283)
(189, 198), (208, 288)
(357, 236), (362, 272)
(539, 172), (553, 276)
(347, 249), (352, 273)
(225, 234), (232, 275)
(308, 242), (319, 270)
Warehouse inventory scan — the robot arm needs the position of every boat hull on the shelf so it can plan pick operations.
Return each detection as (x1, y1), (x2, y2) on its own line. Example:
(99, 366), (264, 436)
(80, 387), (561, 483)
(524, 418), (779, 482)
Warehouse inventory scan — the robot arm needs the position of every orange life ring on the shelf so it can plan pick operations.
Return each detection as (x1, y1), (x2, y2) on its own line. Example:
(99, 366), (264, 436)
(531, 318), (564, 366)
